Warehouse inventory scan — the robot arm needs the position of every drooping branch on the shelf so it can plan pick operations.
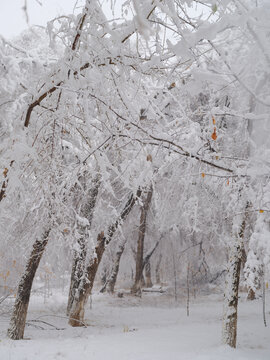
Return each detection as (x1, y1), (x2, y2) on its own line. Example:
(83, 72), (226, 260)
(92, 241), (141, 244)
(23, 4), (157, 128)
(85, 91), (234, 174)
(24, 0), (90, 128)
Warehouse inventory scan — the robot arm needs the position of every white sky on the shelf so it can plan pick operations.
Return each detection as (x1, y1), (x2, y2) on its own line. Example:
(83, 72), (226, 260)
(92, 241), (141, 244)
(0, 1), (208, 40)
(0, 0), (87, 39)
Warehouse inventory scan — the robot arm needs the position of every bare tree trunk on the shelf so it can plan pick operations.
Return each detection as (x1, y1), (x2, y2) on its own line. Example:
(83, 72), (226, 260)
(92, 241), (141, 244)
(101, 238), (127, 294)
(156, 253), (162, 284)
(131, 185), (153, 295)
(67, 175), (100, 315)
(143, 238), (160, 288)
(7, 230), (50, 340)
(144, 260), (153, 288)
(247, 288), (256, 300)
(69, 189), (141, 326)
(104, 234), (159, 294)
(222, 209), (248, 348)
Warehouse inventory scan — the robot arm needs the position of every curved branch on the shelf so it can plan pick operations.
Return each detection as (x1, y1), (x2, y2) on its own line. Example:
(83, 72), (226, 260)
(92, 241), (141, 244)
(23, 5), (157, 128)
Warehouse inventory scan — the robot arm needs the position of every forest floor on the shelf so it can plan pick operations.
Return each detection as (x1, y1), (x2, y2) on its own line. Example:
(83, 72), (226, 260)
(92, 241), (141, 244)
(0, 289), (269, 360)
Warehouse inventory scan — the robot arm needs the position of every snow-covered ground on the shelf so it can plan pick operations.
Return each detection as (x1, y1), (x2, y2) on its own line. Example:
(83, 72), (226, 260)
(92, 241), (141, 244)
(0, 291), (269, 360)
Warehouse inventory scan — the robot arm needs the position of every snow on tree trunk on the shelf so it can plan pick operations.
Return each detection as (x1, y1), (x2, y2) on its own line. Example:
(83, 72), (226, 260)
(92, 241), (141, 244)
(131, 186), (153, 295)
(222, 212), (247, 348)
(243, 248), (256, 300)
(7, 230), (50, 340)
(105, 238), (127, 294)
(69, 189), (141, 326)
(67, 175), (100, 315)
(69, 231), (106, 327)
(67, 236), (87, 316)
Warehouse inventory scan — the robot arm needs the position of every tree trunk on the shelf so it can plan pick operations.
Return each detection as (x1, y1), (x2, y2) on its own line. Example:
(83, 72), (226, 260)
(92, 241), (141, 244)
(145, 260), (153, 288)
(222, 210), (247, 348)
(142, 238), (161, 290)
(66, 236), (87, 316)
(242, 247), (256, 300)
(247, 288), (256, 300)
(7, 230), (50, 340)
(69, 231), (106, 327)
(69, 189), (141, 326)
(156, 254), (162, 284)
(103, 238), (127, 294)
(67, 175), (100, 315)
(241, 216), (258, 301)
(131, 185), (153, 295)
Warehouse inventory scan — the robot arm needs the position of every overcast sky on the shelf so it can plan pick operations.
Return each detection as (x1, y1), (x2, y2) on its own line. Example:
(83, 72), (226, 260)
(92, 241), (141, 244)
(0, 1), (209, 40)
(0, 0), (89, 39)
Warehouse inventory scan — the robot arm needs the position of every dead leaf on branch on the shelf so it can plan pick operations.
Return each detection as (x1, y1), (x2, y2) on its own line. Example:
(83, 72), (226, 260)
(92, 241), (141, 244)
(211, 127), (217, 141)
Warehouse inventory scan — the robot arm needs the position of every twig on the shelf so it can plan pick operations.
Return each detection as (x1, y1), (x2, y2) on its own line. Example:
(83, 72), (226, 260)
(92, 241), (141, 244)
(27, 319), (65, 330)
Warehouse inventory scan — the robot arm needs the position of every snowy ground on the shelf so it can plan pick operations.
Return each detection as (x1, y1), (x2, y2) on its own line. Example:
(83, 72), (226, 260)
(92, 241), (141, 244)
(0, 290), (269, 360)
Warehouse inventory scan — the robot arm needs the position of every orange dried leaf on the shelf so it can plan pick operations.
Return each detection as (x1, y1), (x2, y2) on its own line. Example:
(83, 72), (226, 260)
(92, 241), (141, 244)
(211, 127), (217, 141)
(201, 173), (205, 178)
(212, 116), (216, 125)
(259, 209), (264, 213)
(227, 179), (229, 185)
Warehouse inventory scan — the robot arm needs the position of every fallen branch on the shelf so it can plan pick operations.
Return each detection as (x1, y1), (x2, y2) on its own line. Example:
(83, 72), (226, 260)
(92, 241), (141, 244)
(26, 319), (65, 331)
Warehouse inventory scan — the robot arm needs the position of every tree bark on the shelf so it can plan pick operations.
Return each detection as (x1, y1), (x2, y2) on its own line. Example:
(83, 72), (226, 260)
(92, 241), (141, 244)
(131, 185), (153, 295)
(241, 246), (256, 300)
(247, 288), (256, 300)
(222, 209), (247, 348)
(67, 175), (100, 315)
(68, 231), (106, 327)
(144, 260), (153, 288)
(7, 230), (50, 340)
(101, 237), (127, 294)
(69, 189), (141, 326)
(155, 254), (162, 284)
(143, 239), (160, 288)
